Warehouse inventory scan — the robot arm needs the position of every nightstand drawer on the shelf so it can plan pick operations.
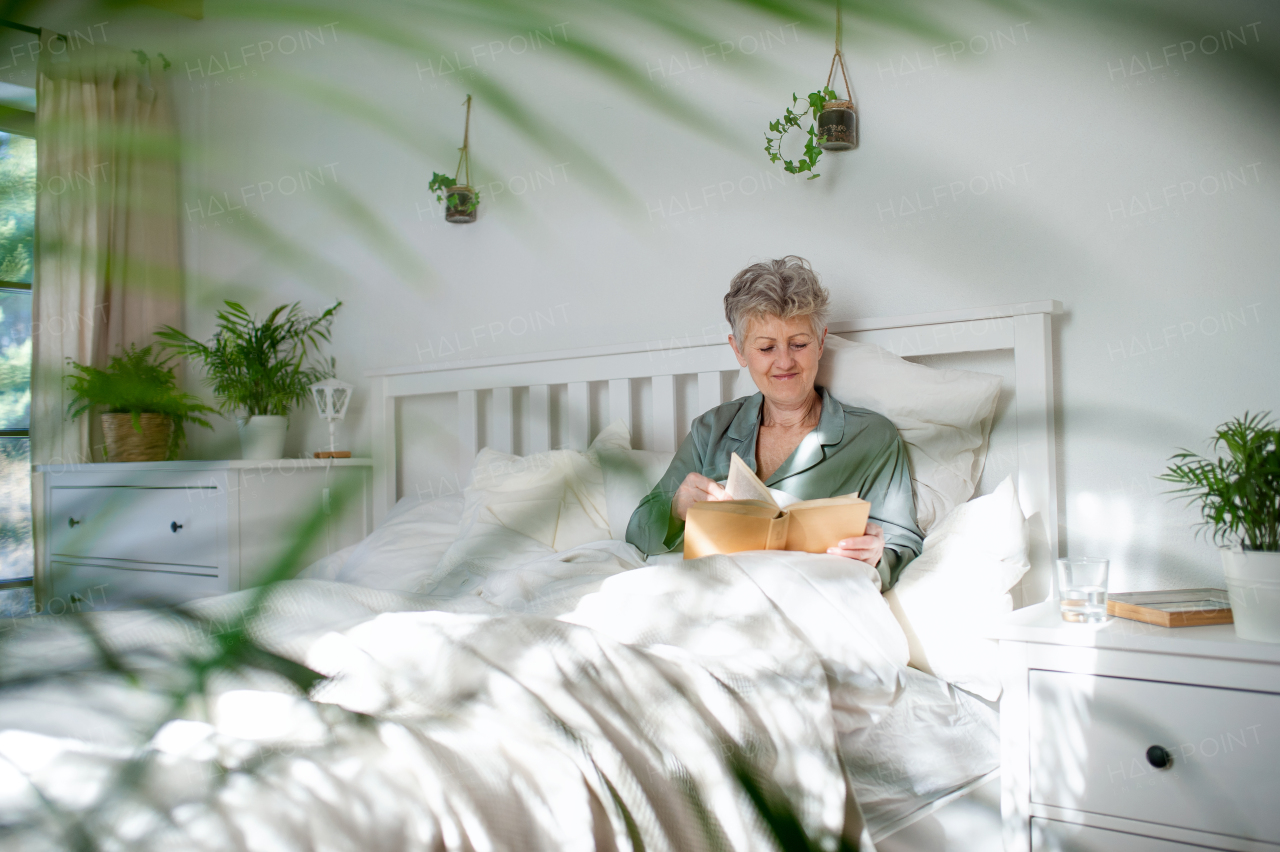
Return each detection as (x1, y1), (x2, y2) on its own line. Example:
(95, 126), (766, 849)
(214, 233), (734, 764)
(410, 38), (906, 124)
(1032, 819), (1230, 851)
(49, 486), (223, 568)
(1030, 670), (1280, 842)
(50, 559), (226, 610)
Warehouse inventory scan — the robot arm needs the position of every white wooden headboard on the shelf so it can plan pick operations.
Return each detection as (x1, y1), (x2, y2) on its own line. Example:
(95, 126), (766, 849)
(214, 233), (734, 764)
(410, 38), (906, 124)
(366, 300), (1063, 606)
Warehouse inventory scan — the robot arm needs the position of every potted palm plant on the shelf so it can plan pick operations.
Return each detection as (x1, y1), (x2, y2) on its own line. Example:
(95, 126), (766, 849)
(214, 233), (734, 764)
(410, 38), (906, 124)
(1160, 412), (1280, 642)
(65, 344), (216, 462)
(157, 301), (341, 460)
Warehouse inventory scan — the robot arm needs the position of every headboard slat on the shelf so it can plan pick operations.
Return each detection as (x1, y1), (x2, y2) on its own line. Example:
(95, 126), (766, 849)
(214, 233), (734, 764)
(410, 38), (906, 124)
(492, 387), (514, 454)
(652, 375), (676, 452)
(567, 382), (590, 450)
(528, 385), (550, 453)
(697, 371), (722, 415)
(458, 389), (478, 480)
(608, 379), (631, 435)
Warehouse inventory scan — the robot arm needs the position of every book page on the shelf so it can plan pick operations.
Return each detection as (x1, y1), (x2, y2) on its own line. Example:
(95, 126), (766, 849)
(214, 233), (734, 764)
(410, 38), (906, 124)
(726, 452), (776, 507)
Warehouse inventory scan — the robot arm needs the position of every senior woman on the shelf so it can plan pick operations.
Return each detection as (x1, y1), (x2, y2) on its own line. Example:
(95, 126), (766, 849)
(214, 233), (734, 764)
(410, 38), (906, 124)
(625, 257), (923, 589)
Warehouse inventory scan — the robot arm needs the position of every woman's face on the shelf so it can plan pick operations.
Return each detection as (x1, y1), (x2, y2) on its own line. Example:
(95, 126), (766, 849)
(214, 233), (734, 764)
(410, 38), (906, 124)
(729, 314), (825, 408)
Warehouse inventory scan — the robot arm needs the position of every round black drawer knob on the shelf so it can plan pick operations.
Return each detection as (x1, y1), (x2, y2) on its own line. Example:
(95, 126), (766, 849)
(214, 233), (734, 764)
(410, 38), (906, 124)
(1146, 745), (1173, 769)
(170, 521), (183, 533)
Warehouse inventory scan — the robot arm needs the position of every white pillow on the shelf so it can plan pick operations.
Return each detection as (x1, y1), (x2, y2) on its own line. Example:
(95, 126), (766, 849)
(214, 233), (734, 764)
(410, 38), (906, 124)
(882, 476), (1030, 700)
(596, 423), (676, 540)
(296, 493), (465, 593)
(734, 335), (1001, 533)
(434, 431), (617, 585)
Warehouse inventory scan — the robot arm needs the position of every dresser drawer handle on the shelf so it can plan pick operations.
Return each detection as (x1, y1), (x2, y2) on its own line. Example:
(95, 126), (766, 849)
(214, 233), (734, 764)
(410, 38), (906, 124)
(1146, 745), (1173, 769)
(170, 522), (183, 533)
(68, 517), (81, 528)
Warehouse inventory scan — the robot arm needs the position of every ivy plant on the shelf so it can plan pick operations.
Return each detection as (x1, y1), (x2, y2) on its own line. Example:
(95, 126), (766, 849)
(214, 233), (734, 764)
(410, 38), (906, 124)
(764, 86), (840, 179)
(429, 171), (480, 214)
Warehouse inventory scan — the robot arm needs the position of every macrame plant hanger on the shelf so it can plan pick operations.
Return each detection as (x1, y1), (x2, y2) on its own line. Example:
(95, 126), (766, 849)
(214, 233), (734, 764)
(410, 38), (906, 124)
(444, 94), (478, 222)
(819, 0), (859, 150)
(454, 94), (473, 190)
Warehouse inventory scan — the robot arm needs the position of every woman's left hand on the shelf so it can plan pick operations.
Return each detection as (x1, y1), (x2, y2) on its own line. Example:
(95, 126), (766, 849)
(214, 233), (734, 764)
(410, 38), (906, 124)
(827, 521), (885, 566)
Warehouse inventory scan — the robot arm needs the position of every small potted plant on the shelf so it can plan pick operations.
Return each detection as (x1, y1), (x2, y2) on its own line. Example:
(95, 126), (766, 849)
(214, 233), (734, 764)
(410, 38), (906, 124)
(157, 301), (341, 460)
(1160, 411), (1280, 642)
(432, 94), (479, 223)
(763, 19), (859, 176)
(429, 172), (479, 224)
(65, 344), (216, 462)
(764, 87), (838, 179)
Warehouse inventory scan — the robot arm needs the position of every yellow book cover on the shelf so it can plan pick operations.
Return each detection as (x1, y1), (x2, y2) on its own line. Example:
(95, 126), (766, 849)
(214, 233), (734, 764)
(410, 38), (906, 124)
(684, 454), (870, 559)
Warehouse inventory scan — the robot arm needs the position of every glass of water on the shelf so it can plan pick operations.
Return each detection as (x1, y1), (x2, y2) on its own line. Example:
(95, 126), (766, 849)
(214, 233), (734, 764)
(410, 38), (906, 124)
(1056, 558), (1110, 623)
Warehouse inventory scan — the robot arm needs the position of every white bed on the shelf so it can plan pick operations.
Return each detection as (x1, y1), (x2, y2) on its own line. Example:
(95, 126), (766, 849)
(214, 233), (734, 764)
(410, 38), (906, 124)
(359, 299), (1064, 845)
(0, 300), (1063, 851)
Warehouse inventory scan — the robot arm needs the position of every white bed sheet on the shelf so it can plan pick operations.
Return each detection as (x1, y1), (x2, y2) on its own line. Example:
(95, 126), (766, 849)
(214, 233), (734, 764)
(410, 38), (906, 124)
(304, 490), (1004, 836)
(0, 480), (1003, 851)
(840, 666), (999, 837)
(0, 540), (910, 851)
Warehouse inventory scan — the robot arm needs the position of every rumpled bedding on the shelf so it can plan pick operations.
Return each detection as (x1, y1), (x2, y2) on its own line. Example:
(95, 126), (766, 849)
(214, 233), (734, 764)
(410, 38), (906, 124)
(0, 539), (918, 851)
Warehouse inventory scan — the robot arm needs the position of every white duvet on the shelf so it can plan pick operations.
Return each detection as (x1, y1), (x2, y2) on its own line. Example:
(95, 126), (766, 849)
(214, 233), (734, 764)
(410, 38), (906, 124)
(0, 539), (912, 852)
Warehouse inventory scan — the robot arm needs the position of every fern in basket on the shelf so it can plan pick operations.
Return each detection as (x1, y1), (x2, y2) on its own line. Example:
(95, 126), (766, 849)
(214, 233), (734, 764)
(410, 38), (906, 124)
(157, 301), (341, 418)
(65, 344), (216, 458)
(1159, 411), (1280, 551)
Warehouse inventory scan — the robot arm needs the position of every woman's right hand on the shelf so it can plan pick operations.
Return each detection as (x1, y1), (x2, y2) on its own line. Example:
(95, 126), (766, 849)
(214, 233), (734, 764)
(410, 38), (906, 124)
(671, 472), (729, 521)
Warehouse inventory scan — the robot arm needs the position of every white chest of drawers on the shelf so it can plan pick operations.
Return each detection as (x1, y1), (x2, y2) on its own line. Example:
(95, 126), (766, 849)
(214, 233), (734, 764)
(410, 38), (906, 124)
(33, 459), (372, 611)
(995, 603), (1280, 852)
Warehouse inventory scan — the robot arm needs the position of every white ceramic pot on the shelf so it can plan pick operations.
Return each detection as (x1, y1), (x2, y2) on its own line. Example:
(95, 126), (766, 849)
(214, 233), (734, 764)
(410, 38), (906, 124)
(237, 415), (288, 460)
(1221, 548), (1280, 643)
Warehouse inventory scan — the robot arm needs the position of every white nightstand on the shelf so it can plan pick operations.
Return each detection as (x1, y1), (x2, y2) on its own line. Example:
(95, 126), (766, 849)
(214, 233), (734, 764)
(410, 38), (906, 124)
(994, 602), (1280, 852)
(32, 459), (372, 612)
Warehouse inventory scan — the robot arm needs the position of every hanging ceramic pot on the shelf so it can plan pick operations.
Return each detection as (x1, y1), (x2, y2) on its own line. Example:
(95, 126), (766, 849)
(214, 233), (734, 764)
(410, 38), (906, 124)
(818, 99), (857, 150)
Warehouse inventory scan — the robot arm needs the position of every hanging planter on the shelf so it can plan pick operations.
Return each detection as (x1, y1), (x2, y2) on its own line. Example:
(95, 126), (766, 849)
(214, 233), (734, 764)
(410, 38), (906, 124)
(443, 185), (478, 223)
(816, 98), (857, 151)
(430, 94), (479, 224)
(763, 3), (859, 177)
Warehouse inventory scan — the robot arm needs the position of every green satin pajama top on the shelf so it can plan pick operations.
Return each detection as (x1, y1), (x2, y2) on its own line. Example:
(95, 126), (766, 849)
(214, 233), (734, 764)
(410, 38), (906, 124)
(625, 387), (924, 590)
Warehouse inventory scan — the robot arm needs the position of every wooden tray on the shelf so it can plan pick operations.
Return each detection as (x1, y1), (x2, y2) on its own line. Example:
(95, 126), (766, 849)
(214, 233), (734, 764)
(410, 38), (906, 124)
(1107, 588), (1233, 627)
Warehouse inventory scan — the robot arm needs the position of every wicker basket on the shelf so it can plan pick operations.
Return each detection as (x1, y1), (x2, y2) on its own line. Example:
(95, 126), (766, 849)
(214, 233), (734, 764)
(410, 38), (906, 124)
(101, 413), (174, 462)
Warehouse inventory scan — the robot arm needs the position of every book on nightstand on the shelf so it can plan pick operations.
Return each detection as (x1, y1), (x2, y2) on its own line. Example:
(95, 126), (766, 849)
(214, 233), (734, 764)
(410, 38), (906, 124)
(1106, 588), (1233, 627)
(683, 453), (870, 559)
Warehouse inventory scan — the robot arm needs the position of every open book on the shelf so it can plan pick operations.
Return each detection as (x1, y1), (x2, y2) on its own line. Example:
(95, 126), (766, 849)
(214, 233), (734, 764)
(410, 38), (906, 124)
(683, 453), (871, 559)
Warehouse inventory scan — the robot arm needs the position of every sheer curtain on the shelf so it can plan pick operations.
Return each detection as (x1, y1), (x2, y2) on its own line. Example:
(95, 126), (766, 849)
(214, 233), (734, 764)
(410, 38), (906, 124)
(29, 29), (184, 466)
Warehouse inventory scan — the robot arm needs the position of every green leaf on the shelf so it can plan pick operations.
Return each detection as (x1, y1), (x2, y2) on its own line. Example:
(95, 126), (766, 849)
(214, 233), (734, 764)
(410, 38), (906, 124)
(1160, 411), (1280, 550)
(64, 344), (220, 458)
(763, 88), (835, 179)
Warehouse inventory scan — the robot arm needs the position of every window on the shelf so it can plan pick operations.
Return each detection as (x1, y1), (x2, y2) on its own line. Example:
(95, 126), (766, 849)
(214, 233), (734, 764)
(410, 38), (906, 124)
(0, 129), (34, 617)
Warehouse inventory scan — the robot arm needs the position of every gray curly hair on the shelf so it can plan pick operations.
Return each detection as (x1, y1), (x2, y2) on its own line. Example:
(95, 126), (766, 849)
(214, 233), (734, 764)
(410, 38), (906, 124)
(724, 256), (830, 343)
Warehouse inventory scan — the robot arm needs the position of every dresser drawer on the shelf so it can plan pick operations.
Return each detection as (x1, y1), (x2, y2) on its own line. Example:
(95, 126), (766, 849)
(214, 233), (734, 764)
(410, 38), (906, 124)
(1032, 819), (1231, 851)
(49, 485), (223, 568)
(1029, 670), (1280, 842)
(50, 560), (226, 610)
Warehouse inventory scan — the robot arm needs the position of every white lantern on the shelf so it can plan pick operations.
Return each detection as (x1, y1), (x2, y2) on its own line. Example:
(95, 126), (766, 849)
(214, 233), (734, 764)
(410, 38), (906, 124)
(310, 377), (353, 457)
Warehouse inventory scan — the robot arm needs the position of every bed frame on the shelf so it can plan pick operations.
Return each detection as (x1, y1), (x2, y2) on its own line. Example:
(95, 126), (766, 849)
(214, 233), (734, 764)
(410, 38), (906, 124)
(366, 300), (1061, 845)
(366, 299), (1063, 609)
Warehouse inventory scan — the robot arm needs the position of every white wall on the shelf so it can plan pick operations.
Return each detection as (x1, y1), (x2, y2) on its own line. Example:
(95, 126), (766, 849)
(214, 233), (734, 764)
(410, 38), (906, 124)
(39, 0), (1280, 592)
